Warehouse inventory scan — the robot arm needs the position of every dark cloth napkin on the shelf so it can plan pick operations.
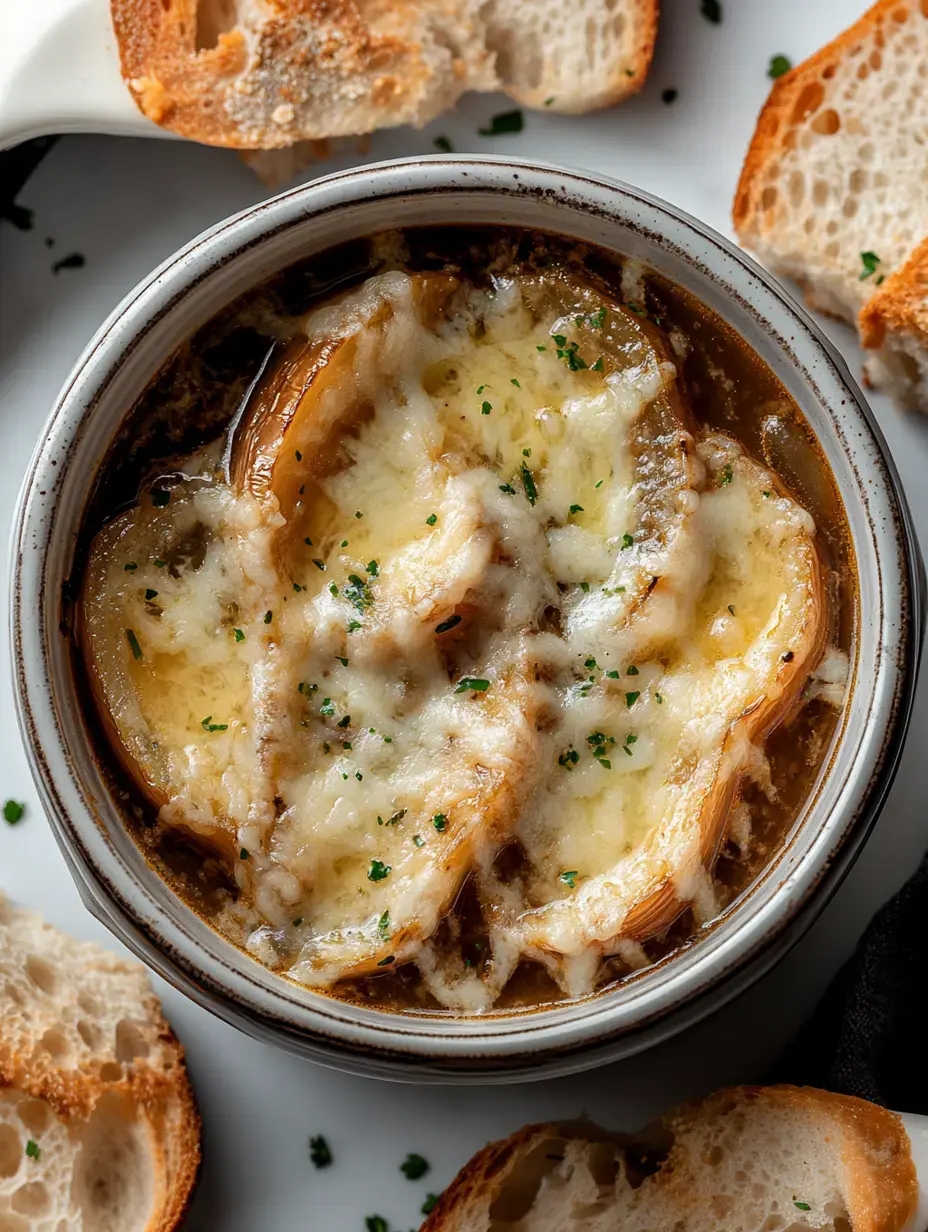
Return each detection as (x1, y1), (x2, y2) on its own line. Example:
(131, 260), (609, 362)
(774, 849), (928, 1112)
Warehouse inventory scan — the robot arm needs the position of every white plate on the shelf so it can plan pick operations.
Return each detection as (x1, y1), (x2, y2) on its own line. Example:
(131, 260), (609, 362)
(3, 1), (928, 1228)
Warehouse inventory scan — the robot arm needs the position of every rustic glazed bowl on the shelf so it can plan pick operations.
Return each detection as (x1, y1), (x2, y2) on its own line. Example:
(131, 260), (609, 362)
(11, 157), (923, 1082)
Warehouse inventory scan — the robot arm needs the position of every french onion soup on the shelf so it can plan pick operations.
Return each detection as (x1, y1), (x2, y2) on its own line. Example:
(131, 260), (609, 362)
(73, 229), (853, 1014)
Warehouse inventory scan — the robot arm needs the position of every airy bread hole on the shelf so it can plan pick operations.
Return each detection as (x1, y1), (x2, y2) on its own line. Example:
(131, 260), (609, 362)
(78, 991), (104, 1019)
(791, 81), (824, 123)
(73, 1093), (154, 1232)
(25, 956), (58, 996)
(99, 1062), (123, 1082)
(0, 1214), (29, 1232)
(811, 108), (841, 135)
(114, 1019), (151, 1064)
(0, 1124), (22, 1178)
(195, 0), (238, 52)
(487, 1137), (572, 1223)
(761, 186), (778, 211)
(11, 1181), (50, 1217)
(39, 1025), (71, 1059)
(18, 1100), (52, 1137)
(77, 1018), (104, 1051)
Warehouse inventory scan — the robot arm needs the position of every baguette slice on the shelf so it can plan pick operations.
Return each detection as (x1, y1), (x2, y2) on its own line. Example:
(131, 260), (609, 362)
(110, 0), (657, 150)
(859, 237), (928, 410)
(733, 0), (928, 324)
(0, 895), (200, 1231)
(424, 1086), (917, 1232)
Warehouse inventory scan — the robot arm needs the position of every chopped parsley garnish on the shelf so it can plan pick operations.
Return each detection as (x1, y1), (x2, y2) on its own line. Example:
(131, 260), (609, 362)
(595, 478), (604, 488)
(293, 917), (303, 927)
(579, 581), (590, 593)
(341, 539), (348, 548)
(3, 800), (25, 824)
(295, 449), (303, 461)
(623, 734), (637, 756)
(426, 513), (438, 526)
(701, 0), (722, 22)
(336, 714), (351, 728)
(312, 559), (325, 571)
(558, 748), (579, 769)
(554, 337), (588, 370)
(293, 582), (303, 592)
(793, 1201), (811, 1212)
(860, 251), (882, 281)
(625, 691), (640, 708)
(536, 344), (547, 352)
(201, 716), (229, 732)
(479, 109), (524, 135)
(434, 135), (453, 153)
(239, 847), (249, 859)
(545, 96), (555, 105)
(477, 384), (486, 394)
(368, 860), (391, 882)
(720, 463), (733, 486)
(329, 582), (339, 597)
(377, 955), (395, 966)
(345, 573), (374, 612)
(124, 562), (137, 572)
(347, 619), (362, 633)
(522, 447), (531, 457)
(662, 87), (678, 104)
(378, 909), (391, 939)
(233, 627), (245, 642)
(622, 533), (634, 549)
(590, 357), (604, 372)
(151, 489), (170, 507)
(25, 1140), (40, 1161)
(606, 669), (620, 679)
(626, 665), (639, 676)
(655, 692), (664, 704)
(481, 400), (492, 415)
(413, 834), (425, 848)
(587, 731), (616, 768)
(762, 490), (772, 498)
(154, 558), (166, 568)
(126, 629), (144, 660)
(560, 870), (578, 889)
(589, 306), (607, 328)
(320, 698), (335, 716)
(432, 813), (448, 832)
(355, 510), (363, 519)
(768, 54), (791, 78)
(309, 1135), (333, 1168)
(511, 377), (521, 387)
(366, 560), (379, 577)
(383, 810), (407, 826)
(304, 537), (313, 546)
(435, 613), (462, 634)
(584, 656), (598, 669)
(422, 1195), (440, 1216)
(727, 604), (736, 615)
(336, 655), (348, 666)
(499, 482), (516, 495)
(401, 1153), (431, 1180)
(455, 676), (490, 694)
(264, 610), (273, 623)
(520, 463), (538, 505)
(569, 503), (584, 514)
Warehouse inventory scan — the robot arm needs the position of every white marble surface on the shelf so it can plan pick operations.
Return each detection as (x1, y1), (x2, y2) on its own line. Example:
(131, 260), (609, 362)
(3, 2), (928, 1228)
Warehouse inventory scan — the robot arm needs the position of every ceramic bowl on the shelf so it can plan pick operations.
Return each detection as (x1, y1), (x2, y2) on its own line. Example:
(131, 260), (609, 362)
(11, 156), (923, 1082)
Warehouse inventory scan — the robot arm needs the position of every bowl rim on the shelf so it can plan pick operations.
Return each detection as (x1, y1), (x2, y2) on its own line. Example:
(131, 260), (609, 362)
(10, 154), (923, 1081)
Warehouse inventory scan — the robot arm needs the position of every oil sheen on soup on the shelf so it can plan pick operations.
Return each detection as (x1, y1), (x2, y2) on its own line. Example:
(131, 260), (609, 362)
(74, 229), (854, 1014)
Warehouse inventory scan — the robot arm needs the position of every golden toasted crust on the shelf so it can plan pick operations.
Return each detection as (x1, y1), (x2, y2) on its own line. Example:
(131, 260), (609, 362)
(422, 1086), (918, 1232)
(733, 0), (907, 245)
(859, 236), (928, 350)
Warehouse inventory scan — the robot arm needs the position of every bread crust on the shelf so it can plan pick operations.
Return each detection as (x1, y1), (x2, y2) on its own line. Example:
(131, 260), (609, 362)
(859, 237), (928, 350)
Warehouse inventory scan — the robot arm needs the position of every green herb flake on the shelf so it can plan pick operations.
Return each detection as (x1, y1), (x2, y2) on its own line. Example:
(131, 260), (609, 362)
(378, 909), (391, 940)
(125, 629), (144, 661)
(762, 489), (772, 498)
(536, 344), (547, 352)
(151, 489), (170, 507)
(544, 96), (555, 105)
(626, 665), (639, 676)
(481, 400), (492, 415)
(655, 692), (664, 704)
(455, 676), (490, 694)
(230, 627), (245, 643)
(728, 604), (736, 616)
(479, 109), (524, 136)
(336, 714), (351, 729)
(239, 847), (249, 859)
(413, 834), (425, 848)
(3, 800), (25, 825)
(422, 1195), (440, 1216)
(293, 917), (303, 927)
(622, 533), (634, 549)
(794, 1202), (811, 1212)
(347, 619), (362, 633)
(701, 0), (722, 22)
(860, 251), (882, 280)
(201, 716), (229, 732)
(625, 691), (640, 708)
(511, 377), (521, 388)
(25, 1140), (40, 1161)
(606, 670), (620, 679)
(368, 860), (391, 882)
(320, 698), (335, 717)
(309, 1135), (333, 1168)
(560, 870), (578, 889)
(154, 558), (166, 568)
(304, 537), (313, 546)
(340, 539), (349, 548)
(293, 582), (303, 592)
(569, 503), (584, 514)
(476, 384), (486, 394)
(434, 135), (453, 153)
(435, 613), (462, 634)
(432, 813), (448, 832)
(345, 573), (374, 612)
(590, 356), (605, 372)
(662, 87), (679, 104)
(336, 655), (348, 666)
(520, 463), (538, 506)
(595, 479), (604, 489)
(312, 559), (325, 572)
(123, 561), (138, 572)
(354, 510), (363, 519)
(579, 581), (590, 593)
(401, 1153), (430, 1180)
(426, 513), (438, 526)
(558, 748), (579, 769)
(522, 448), (531, 457)
(768, 54), (792, 79)
(377, 955), (395, 967)
(499, 482), (516, 495)
(264, 610), (273, 623)
(720, 463), (733, 486)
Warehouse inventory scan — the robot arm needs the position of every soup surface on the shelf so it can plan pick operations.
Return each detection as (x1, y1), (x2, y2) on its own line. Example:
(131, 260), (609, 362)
(74, 228), (854, 1014)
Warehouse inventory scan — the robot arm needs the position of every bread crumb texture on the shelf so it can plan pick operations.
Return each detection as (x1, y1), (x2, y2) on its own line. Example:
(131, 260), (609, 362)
(0, 895), (200, 1231)
(734, 0), (928, 324)
(109, 0), (658, 148)
(424, 1086), (918, 1232)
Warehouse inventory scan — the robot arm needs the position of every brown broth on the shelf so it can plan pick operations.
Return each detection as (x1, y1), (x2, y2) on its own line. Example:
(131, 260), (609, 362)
(69, 226), (856, 1016)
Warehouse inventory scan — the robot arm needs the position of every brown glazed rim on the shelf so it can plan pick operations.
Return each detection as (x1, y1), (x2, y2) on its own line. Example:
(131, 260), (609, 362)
(10, 156), (923, 1082)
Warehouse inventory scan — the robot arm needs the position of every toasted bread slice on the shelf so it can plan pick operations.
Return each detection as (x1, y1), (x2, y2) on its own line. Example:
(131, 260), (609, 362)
(859, 236), (928, 410)
(514, 436), (824, 990)
(0, 895), (200, 1231)
(424, 1086), (917, 1232)
(733, 0), (928, 324)
(110, 0), (657, 150)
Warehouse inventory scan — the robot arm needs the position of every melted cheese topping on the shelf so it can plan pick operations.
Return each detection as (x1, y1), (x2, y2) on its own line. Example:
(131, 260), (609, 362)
(82, 270), (835, 1010)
